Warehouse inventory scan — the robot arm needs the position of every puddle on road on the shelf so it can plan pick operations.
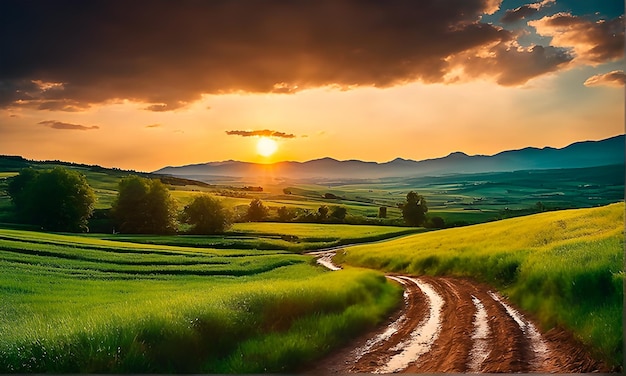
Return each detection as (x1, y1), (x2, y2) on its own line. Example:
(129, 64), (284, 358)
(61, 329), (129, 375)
(468, 295), (491, 372)
(316, 253), (341, 271)
(351, 276), (410, 362)
(488, 291), (548, 367)
(310, 251), (342, 271)
(377, 277), (444, 374)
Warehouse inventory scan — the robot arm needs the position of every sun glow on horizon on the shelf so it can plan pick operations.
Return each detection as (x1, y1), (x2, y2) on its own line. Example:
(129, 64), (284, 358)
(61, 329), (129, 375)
(256, 137), (278, 157)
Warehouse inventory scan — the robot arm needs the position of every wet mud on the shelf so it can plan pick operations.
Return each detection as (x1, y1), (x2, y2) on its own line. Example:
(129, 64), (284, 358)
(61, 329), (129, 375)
(307, 274), (610, 373)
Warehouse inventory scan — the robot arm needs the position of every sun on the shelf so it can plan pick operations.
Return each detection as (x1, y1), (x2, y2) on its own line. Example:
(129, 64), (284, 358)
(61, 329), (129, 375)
(256, 137), (278, 157)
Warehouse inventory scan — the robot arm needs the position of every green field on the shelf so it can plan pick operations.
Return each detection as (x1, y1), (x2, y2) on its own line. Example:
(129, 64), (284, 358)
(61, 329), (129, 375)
(290, 164), (625, 226)
(1, 156), (623, 228)
(89, 223), (424, 252)
(335, 202), (624, 366)
(0, 229), (400, 373)
(0, 157), (623, 370)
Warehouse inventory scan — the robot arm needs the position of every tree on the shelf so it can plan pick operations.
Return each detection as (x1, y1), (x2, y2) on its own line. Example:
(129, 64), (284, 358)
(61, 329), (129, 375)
(111, 176), (177, 234)
(180, 194), (231, 234)
(246, 198), (268, 221)
(378, 207), (387, 218)
(401, 191), (428, 226)
(317, 205), (329, 221)
(330, 206), (347, 222)
(7, 167), (96, 232)
(277, 206), (297, 222)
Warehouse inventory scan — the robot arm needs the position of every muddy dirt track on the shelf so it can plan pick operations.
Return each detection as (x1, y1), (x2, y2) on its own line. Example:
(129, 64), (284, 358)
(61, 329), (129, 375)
(307, 274), (610, 373)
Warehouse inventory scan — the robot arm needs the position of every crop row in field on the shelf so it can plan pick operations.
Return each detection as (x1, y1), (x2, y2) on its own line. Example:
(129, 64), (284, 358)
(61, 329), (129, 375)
(335, 202), (624, 367)
(89, 222), (424, 252)
(0, 230), (400, 373)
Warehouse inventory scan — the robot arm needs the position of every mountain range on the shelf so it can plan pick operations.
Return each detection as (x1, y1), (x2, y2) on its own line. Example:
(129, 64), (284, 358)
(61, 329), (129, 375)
(154, 135), (625, 182)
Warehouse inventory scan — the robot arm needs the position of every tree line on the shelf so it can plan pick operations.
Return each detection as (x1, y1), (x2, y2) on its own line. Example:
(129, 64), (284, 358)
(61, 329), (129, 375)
(7, 167), (438, 234)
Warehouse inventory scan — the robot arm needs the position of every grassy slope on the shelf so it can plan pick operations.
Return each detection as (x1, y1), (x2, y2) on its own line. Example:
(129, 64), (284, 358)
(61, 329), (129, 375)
(0, 230), (400, 373)
(85, 222), (425, 252)
(335, 202), (624, 366)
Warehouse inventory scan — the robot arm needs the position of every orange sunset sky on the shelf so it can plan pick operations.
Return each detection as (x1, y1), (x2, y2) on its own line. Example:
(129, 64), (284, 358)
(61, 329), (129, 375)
(0, 0), (623, 172)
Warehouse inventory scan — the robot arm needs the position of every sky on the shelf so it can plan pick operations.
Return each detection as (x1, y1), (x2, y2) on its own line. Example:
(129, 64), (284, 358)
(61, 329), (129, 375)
(0, 0), (623, 172)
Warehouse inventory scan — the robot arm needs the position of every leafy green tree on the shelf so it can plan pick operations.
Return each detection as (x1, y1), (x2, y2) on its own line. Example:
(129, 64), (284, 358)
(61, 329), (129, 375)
(180, 194), (231, 234)
(246, 198), (268, 221)
(317, 205), (329, 221)
(7, 167), (39, 217)
(378, 207), (387, 218)
(111, 176), (177, 234)
(401, 191), (428, 226)
(330, 206), (347, 222)
(277, 206), (297, 222)
(7, 167), (96, 232)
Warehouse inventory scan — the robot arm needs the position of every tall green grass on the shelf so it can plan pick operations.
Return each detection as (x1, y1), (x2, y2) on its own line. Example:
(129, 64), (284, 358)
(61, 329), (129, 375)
(0, 230), (401, 373)
(336, 203), (624, 367)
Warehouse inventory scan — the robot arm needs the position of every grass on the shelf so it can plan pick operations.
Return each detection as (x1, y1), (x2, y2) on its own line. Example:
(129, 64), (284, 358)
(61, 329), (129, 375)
(300, 164), (625, 226)
(85, 222), (425, 252)
(1, 157), (623, 227)
(335, 202), (624, 367)
(0, 229), (401, 373)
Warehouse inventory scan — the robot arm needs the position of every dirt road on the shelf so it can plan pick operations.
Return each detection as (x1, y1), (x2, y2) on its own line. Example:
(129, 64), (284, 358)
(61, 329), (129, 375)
(307, 271), (609, 373)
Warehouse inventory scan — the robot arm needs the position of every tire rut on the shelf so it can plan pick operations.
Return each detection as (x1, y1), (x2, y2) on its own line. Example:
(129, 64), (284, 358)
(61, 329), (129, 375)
(306, 273), (610, 373)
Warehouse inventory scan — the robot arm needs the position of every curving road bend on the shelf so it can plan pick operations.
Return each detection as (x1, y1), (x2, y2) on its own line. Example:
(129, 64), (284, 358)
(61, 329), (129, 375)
(307, 251), (608, 373)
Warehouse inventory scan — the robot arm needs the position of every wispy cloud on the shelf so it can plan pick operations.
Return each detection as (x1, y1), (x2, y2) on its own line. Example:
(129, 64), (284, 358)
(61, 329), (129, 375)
(144, 102), (187, 112)
(584, 70), (626, 87)
(145, 123), (162, 128)
(226, 129), (296, 138)
(37, 100), (90, 112)
(500, 0), (555, 23)
(39, 120), (99, 131)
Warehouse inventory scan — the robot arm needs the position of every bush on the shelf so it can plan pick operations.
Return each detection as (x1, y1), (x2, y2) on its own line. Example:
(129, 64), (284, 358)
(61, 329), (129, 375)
(426, 216), (445, 229)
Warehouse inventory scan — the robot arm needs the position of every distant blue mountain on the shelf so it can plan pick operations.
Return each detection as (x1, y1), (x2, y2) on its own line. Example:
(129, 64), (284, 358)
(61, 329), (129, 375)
(154, 135), (625, 181)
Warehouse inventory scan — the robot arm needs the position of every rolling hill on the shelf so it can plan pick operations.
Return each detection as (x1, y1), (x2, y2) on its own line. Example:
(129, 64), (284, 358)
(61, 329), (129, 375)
(154, 135), (625, 182)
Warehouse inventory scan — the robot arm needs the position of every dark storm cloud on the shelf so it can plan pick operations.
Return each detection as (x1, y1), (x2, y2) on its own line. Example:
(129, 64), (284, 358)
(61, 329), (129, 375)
(39, 120), (100, 131)
(0, 0), (587, 111)
(500, 0), (554, 23)
(226, 130), (297, 138)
